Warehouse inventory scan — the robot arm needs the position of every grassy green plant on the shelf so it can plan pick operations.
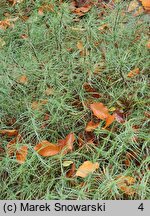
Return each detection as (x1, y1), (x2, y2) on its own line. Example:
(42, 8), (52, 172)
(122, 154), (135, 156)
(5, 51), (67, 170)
(0, 0), (149, 199)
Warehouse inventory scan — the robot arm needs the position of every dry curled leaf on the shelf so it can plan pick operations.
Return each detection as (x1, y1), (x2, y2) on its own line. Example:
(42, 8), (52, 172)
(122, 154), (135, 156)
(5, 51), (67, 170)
(127, 68), (140, 78)
(34, 140), (60, 157)
(16, 145), (28, 164)
(76, 161), (99, 178)
(0, 129), (18, 137)
(85, 121), (100, 132)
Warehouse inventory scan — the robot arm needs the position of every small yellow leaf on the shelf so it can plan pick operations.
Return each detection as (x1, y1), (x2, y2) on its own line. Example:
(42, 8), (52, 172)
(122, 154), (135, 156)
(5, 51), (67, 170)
(63, 160), (73, 167)
(109, 107), (116, 112)
(34, 140), (60, 157)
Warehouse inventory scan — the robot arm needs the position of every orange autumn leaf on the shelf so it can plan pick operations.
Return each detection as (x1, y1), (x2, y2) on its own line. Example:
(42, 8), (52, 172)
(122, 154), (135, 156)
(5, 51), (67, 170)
(116, 176), (136, 195)
(127, 68), (140, 78)
(90, 102), (109, 120)
(103, 114), (115, 129)
(18, 75), (28, 84)
(16, 145), (28, 164)
(85, 121), (100, 132)
(76, 161), (99, 178)
(140, 0), (150, 11)
(0, 129), (18, 137)
(34, 140), (60, 157)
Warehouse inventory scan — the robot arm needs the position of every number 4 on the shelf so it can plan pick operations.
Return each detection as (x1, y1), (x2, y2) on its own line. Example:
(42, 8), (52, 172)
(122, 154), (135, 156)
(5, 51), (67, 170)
(138, 203), (144, 211)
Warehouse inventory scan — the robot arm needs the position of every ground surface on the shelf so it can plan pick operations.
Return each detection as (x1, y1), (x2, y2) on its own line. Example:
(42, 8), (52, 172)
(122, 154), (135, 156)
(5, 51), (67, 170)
(0, 0), (150, 199)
